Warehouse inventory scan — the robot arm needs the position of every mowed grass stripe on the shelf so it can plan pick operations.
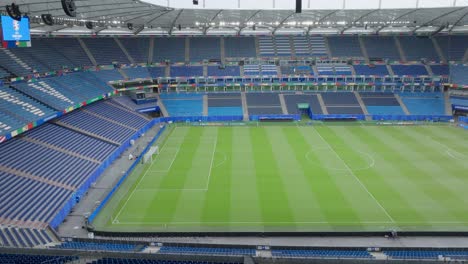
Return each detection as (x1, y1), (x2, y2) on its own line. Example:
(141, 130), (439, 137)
(265, 127), (328, 229)
(307, 127), (392, 225)
(327, 126), (428, 226)
(250, 127), (296, 228)
(364, 127), (467, 224)
(229, 127), (263, 229)
(201, 127), (232, 226)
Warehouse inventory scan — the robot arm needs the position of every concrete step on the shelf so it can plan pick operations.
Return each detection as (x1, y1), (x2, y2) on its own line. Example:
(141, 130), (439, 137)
(354, 91), (369, 115)
(77, 38), (97, 66)
(395, 94), (410, 115)
(241, 92), (249, 121)
(156, 94), (170, 117)
(114, 37), (135, 64)
(316, 93), (329, 115)
(278, 93), (288, 114)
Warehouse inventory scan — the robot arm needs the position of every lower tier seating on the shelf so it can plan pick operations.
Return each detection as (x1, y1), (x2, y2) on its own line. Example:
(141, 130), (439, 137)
(159, 246), (255, 256)
(90, 258), (241, 264)
(0, 226), (55, 247)
(399, 92), (445, 115)
(54, 241), (144, 252)
(271, 249), (373, 259)
(208, 93), (243, 116)
(0, 253), (77, 264)
(160, 94), (203, 116)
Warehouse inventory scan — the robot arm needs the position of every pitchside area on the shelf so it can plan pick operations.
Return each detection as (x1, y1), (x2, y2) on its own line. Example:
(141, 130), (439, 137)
(93, 123), (468, 233)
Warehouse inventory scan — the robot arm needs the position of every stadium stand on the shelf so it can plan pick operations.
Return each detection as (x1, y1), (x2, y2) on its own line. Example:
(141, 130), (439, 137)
(353, 64), (389, 75)
(261, 64), (278, 76)
(89, 258), (242, 264)
(148, 66), (166, 78)
(398, 36), (439, 61)
(0, 253), (77, 264)
(430, 64), (450, 76)
(436, 35), (468, 61)
(207, 93), (243, 116)
(292, 36), (310, 57)
(271, 248), (373, 259)
(451, 64), (468, 85)
(246, 93), (283, 115)
(113, 95), (159, 112)
(190, 37), (221, 62)
(0, 48), (32, 77)
(334, 65), (353, 75)
(82, 38), (130, 65)
(160, 94), (203, 116)
(327, 36), (363, 58)
(391, 64), (428, 76)
(399, 92), (446, 115)
(309, 36), (328, 57)
(0, 226), (55, 247)
(283, 94), (323, 114)
(90, 69), (125, 83)
(243, 64), (261, 76)
(275, 36), (292, 57)
(363, 36), (401, 60)
(159, 246), (255, 256)
(259, 36), (276, 57)
(170, 66), (204, 77)
(122, 67), (151, 79)
(153, 38), (186, 62)
(384, 249), (468, 260)
(207, 66), (240, 77)
(224, 37), (256, 58)
(118, 38), (150, 63)
(359, 92), (405, 115)
(321, 92), (364, 114)
(54, 241), (144, 252)
(316, 65), (334, 75)
(451, 95), (468, 106)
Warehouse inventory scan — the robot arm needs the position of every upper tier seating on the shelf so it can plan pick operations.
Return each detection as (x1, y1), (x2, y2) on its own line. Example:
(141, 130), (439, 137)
(123, 67), (151, 79)
(0, 48), (32, 77)
(328, 36), (363, 58)
(272, 249), (373, 259)
(0, 253), (77, 264)
(283, 94), (323, 114)
(148, 67), (166, 78)
(160, 94), (203, 116)
(208, 93), (243, 116)
(359, 92), (405, 115)
(118, 38), (150, 63)
(309, 36), (328, 57)
(83, 38), (130, 65)
(224, 37), (256, 58)
(399, 36), (439, 61)
(0, 86), (56, 133)
(246, 93), (283, 115)
(153, 38), (185, 62)
(91, 69), (125, 83)
(391, 64), (428, 76)
(259, 37), (275, 57)
(399, 92), (445, 115)
(363, 36), (401, 60)
(0, 226), (55, 248)
(451, 65), (468, 85)
(13, 72), (114, 111)
(44, 38), (92, 67)
(54, 241), (143, 252)
(275, 36), (292, 57)
(170, 66), (204, 77)
(430, 64), (449, 75)
(8, 38), (77, 72)
(207, 66), (240, 77)
(190, 37), (221, 62)
(436, 35), (468, 61)
(321, 92), (364, 115)
(159, 246), (255, 256)
(293, 36), (310, 57)
(354, 64), (389, 75)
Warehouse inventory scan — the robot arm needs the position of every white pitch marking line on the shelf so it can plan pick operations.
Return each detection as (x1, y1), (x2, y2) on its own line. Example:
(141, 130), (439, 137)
(114, 221), (396, 225)
(204, 135), (218, 190)
(427, 136), (467, 160)
(311, 126), (396, 223)
(113, 127), (180, 222)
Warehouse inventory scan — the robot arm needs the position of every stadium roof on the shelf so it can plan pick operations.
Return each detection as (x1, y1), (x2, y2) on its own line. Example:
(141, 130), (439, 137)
(2, 0), (468, 35)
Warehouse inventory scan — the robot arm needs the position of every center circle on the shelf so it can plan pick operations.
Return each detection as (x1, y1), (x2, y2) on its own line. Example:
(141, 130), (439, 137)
(305, 147), (375, 171)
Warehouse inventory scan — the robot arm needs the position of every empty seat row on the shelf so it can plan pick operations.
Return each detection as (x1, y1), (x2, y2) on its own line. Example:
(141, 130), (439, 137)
(0, 226), (55, 247)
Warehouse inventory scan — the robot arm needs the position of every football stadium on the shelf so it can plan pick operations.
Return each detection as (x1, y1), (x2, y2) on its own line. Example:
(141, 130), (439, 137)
(0, 0), (468, 263)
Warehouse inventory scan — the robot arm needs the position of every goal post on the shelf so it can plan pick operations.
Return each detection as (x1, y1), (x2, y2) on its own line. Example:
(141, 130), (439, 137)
(142, 146), (159, 164)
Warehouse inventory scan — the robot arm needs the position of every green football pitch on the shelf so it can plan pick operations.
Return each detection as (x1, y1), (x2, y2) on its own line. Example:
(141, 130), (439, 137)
(93, 123), (468, 233)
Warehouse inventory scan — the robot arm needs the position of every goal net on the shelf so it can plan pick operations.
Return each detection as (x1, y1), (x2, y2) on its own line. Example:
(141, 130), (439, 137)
(142, 146), (159, 164)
